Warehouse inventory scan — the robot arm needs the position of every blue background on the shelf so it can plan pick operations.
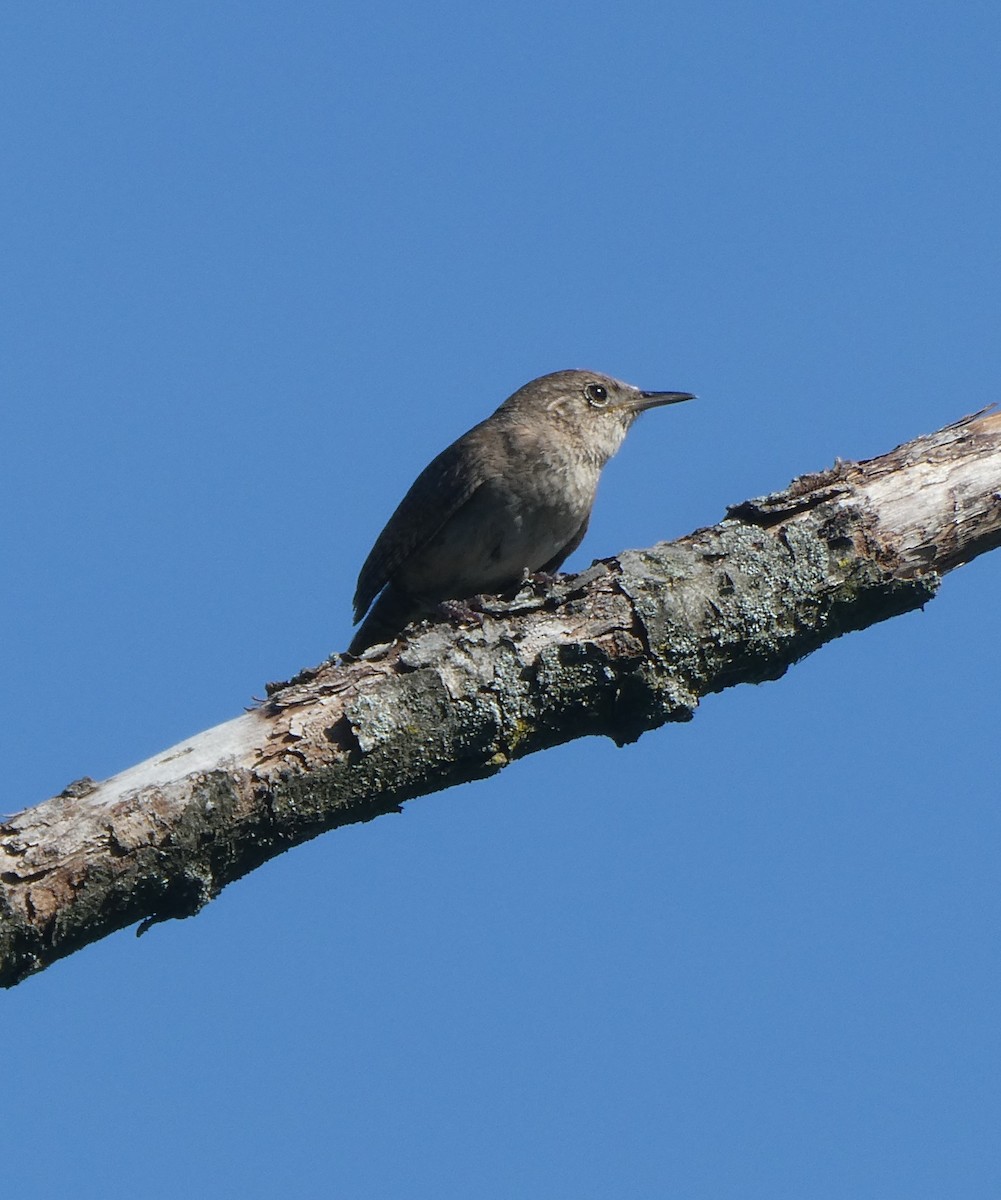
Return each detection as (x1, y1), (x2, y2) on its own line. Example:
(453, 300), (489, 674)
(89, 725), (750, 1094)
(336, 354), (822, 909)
(4, 3), (1000, 1196)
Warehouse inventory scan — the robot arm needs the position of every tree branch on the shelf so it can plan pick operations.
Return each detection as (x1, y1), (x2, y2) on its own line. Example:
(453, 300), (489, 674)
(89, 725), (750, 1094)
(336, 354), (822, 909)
(3, 410), (1000, 987)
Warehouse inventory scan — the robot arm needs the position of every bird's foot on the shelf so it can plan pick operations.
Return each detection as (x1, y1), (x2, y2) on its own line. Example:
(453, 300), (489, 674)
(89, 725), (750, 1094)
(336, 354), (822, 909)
(435, 597), (489, 627)
(521, 568), (562, 591)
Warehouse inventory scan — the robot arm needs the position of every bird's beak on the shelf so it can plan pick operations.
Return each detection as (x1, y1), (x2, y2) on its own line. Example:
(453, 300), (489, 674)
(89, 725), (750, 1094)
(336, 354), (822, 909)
(630, 390), (696, 412)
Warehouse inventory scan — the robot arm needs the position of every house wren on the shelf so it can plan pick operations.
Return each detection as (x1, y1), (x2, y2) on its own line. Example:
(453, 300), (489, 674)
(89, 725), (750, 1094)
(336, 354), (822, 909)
(349, 368), (694, 654)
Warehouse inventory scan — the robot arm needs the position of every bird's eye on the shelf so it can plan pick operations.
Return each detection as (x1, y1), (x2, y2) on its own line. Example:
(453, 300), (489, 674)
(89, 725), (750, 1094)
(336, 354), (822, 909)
(584, 382), (608, 407)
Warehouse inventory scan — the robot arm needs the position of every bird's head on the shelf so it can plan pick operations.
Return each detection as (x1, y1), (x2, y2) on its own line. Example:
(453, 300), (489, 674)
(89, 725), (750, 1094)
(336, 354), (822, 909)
(499, 369), (695, 465)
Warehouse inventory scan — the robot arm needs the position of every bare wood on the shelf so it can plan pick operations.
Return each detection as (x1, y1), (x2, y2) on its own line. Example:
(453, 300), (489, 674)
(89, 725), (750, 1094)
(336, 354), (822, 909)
(2, 410), (1000, 987)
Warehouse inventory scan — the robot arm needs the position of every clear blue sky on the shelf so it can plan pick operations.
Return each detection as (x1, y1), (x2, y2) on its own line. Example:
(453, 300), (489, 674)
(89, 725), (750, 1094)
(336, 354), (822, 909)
(4, 3), (1000, 1196)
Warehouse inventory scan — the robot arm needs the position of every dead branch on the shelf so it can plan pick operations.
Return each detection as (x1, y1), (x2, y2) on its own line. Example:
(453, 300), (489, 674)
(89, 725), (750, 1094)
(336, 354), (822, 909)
(2, 409), (999, 987)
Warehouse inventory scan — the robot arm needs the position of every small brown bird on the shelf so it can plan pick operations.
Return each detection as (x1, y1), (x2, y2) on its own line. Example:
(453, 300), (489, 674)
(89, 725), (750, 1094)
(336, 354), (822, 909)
(349, 369), (694, 654)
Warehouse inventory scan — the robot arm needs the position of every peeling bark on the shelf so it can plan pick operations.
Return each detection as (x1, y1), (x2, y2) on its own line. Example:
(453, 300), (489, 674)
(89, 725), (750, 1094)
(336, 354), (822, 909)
(2, 410), (1000, 987)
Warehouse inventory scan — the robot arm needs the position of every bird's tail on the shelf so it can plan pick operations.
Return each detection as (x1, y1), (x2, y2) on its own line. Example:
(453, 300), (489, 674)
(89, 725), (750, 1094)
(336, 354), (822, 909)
(348, 584), (431, 656)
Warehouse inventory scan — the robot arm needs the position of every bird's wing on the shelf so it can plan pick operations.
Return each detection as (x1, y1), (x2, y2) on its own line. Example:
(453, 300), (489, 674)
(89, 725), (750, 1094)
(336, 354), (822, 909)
(353, 435), (487, 622)
(539, 514), (590, 574)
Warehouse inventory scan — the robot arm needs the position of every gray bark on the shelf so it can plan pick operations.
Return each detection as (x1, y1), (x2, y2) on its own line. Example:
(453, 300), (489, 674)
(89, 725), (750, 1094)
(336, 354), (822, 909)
(2, 409), (1000, 987)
